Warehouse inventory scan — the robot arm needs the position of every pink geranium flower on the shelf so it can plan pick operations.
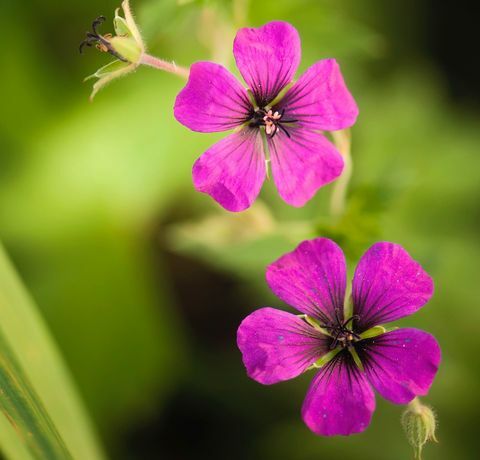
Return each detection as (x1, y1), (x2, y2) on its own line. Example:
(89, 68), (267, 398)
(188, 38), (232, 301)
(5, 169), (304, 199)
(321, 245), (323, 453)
(237, 238), (441, 435)
(174, 22), (358, 212)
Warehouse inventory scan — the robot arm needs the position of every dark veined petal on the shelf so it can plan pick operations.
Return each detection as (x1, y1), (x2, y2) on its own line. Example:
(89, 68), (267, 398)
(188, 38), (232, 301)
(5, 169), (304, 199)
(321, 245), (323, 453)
(237, 308), (329, 385)
(302, 353), (375, 436)
(359, 328), (441, 404)
(233, 21), (301, 106)
(266, 238), (347, 325)
(174, 62), (252, 132)
(267, 127), (344, 207)
(352, 242), (434, 331)
(192, 127), (266, 212)
(276, 59), (358, 131)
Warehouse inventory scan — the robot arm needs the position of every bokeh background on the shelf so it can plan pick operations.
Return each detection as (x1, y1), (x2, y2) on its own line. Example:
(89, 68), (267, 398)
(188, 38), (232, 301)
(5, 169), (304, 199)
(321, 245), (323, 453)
(1, 0), (479, 458)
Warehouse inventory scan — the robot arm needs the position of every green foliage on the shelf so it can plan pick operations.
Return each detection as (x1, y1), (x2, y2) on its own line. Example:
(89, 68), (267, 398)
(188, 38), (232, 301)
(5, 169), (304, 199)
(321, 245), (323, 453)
(0, 245), (104, 460)
(0, 331), (72, 460)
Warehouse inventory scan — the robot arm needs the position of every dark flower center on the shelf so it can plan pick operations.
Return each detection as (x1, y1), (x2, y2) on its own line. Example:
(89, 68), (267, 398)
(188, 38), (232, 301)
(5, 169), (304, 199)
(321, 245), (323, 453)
(322, 313), (362, 350)
(248, 107), (297, 139)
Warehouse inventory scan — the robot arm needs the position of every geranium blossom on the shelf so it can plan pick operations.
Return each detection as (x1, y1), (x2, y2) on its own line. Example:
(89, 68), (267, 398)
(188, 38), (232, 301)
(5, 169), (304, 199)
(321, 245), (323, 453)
(237, 238), (441, 436)
(174, 21), (358, 212)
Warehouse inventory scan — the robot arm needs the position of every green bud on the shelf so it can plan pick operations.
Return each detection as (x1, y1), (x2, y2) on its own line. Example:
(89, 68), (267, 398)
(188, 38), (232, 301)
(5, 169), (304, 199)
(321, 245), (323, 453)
(401, 398), (438, 460)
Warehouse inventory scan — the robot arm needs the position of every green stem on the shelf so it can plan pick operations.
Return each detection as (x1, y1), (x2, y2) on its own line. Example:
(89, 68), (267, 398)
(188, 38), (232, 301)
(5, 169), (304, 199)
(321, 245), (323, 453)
(140, 54), (189, 79)
(329, 129), (353, 219)
(408, 397), (423, 413)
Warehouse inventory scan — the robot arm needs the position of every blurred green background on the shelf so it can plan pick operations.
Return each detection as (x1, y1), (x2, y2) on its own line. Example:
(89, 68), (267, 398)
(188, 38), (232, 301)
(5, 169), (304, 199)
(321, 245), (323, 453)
(0, 0), (478, 458)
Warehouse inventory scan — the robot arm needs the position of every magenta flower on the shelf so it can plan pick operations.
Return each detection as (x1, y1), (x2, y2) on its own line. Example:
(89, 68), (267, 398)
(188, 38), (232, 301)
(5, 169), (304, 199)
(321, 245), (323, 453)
(237, 238), (441, 436)
(174, 22), (358, 212)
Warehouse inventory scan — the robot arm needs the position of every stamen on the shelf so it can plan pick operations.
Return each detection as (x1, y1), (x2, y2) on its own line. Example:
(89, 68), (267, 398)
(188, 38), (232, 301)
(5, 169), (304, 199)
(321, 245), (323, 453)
(323, 313), (362, 350)
(248, 106), (297, 139)
(342, 314), (360, 328)
(92, 16), (106, 35)
(79, 16), (129, 62)
(277, 124), (291, 138)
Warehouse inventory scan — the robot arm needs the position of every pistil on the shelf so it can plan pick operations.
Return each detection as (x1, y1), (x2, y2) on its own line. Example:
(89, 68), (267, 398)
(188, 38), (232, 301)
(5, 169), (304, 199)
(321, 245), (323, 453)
(249, 107), (298, 139)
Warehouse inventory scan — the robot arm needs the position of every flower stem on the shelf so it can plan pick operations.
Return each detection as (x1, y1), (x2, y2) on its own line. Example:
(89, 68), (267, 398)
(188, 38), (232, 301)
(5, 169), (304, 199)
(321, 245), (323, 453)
(329, 129), (352, 219)
(409, 397), (423, 412)
(139, 54), (189, 79)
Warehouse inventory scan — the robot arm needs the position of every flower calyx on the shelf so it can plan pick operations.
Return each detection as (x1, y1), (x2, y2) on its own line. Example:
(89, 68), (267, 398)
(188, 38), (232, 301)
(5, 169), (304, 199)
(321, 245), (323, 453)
(80, 0), (145, 100)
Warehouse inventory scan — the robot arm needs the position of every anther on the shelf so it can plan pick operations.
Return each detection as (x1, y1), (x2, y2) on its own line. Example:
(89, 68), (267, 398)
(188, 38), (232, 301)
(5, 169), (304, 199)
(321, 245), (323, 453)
(79, 16), (129, 62)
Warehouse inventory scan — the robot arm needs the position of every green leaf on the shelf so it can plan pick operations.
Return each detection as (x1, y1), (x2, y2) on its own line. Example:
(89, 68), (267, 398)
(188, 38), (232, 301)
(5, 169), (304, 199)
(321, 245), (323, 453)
(0, 243), (105, 460)
(0, 332), (71, 459)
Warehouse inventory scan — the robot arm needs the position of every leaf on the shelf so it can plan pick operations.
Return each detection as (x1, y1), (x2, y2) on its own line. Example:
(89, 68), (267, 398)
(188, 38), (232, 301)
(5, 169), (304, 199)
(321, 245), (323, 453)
(0, 243), (105, 460)
(0, 332), (71, 460)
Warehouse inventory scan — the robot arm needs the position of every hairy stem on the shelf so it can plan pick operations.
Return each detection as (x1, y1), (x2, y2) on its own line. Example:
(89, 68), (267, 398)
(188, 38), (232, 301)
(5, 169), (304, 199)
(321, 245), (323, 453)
(139, 54), (189, 79)
(409, 397), (423, 412)
(329, 129), (352, 218)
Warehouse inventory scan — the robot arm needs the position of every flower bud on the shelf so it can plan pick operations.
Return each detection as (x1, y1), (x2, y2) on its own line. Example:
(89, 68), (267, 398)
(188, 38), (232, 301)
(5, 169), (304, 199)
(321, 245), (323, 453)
(401, 398), (438, 460)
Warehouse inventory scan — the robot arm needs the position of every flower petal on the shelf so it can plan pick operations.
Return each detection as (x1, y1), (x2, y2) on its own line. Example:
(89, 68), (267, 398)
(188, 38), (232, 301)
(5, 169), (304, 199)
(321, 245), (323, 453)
(360, 329), (441, 404)
(233, 21), (301, 106)
(174, 61), (252, 132)
(275, 59), (358, 131)
(237, 307), (329, 385)
(266, 238), (347, 325)
(267, 127), (344, 207)
(192, 127), (266, 212)
(302, 353), (375, 436)
(352, 243), (434, 331)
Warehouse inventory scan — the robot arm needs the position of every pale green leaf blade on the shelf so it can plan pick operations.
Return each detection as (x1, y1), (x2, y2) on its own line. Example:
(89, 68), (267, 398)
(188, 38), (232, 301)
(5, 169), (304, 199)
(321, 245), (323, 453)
(0, 243), (105, 460)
